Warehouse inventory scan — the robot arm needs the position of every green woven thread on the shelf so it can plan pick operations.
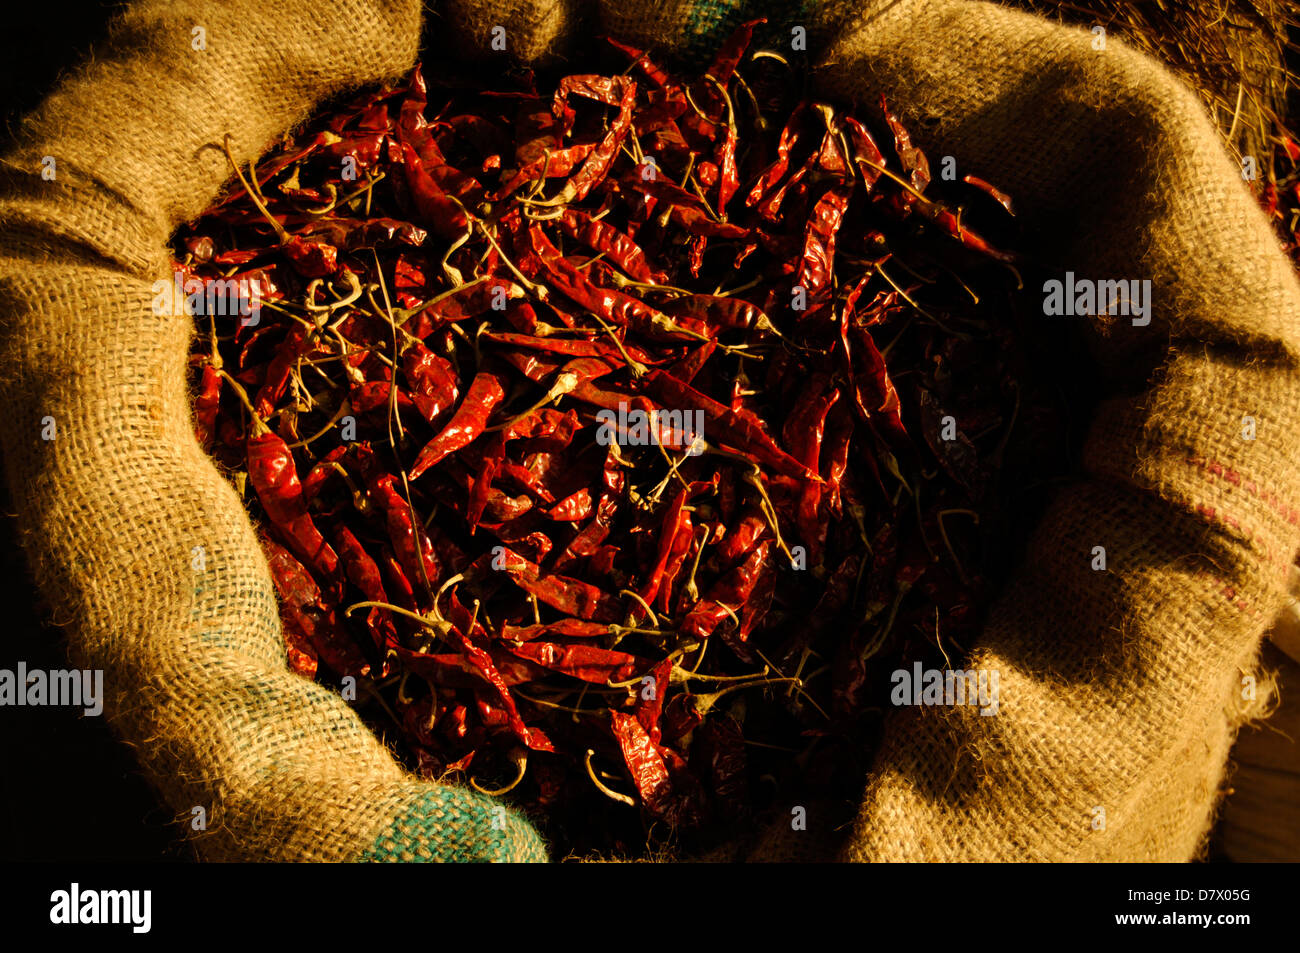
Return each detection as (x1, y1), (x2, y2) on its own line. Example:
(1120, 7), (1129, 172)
(358, 788), (549, 862)
(683, 0), (815, 63)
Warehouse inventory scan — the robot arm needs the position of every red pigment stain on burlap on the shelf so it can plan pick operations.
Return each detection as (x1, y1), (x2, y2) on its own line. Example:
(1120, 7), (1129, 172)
(1186, 455), (1300, 527)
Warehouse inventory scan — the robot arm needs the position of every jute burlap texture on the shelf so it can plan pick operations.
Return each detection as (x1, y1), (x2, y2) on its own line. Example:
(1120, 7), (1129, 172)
(1, 0), (1298, 862)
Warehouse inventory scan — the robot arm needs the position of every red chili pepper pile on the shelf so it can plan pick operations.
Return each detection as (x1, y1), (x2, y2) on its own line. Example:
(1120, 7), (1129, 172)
(178, 21), (1066, 856)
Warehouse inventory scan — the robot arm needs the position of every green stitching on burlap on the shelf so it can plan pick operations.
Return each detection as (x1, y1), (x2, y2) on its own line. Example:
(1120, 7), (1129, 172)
(358, 788), (549, 863)
(683, 0), (815, 62)
(684, 0), (745, 56)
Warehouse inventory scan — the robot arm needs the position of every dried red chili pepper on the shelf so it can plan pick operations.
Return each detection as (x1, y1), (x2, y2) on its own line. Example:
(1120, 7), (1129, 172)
(641, 370), (818, 481)
(545, 488), (593, 522)
(610, 711), (682, 822)
(261, 534), (368, 677)
(679, 539), (773, 643)
(500, 618), (609, 641)
(495, 547), (622, 623)
(505, 642), (643, 684)
(193, 361), (222, 448)
(333, 524), (397, 653)
(409, 371), (506, 480)
(400, 141), (468, 242)
(466, 431), (506, 530)
(798, 183), (853, 314)
(880, 95), (930, 192)
(367, 472), (441, 597)
(550, 77), (638, 203)
(261, 535), (321, 678)
(557, 208), (665, 284)
(247, 429), (343, 585)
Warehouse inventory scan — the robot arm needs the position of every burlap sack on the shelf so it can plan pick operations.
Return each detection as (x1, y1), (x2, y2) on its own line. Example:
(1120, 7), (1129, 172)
(2, 0), (1298, 862)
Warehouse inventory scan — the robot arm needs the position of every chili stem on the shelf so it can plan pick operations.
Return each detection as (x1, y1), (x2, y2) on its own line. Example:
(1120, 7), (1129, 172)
(345, 600), (452, 637)
(935, 508), (979, 587)
(470, 750), (528, 796)
(584, 749), (636, 806)
(215, 368), (269, 435)
(222, 134), (290, 244)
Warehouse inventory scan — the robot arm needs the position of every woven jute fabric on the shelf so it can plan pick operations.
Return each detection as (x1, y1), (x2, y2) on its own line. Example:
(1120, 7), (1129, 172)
(1, 0), (1297, 862)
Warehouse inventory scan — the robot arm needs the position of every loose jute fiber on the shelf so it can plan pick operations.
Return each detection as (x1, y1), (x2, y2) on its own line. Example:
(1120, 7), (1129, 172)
(1, 0), (1298, 861)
